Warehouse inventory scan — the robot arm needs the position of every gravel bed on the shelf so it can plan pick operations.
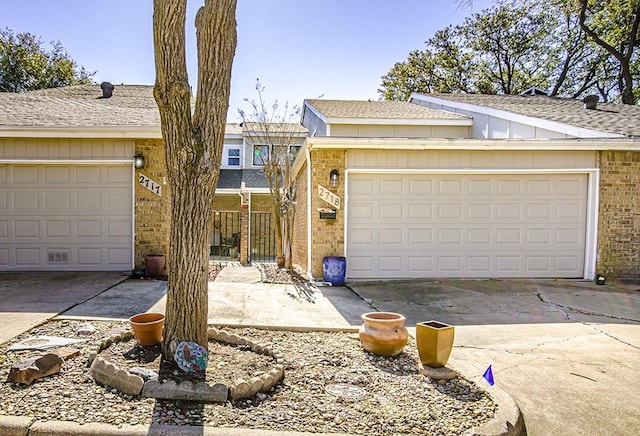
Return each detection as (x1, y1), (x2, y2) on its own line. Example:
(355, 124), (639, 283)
(0, 319), (495, 435)
(255, 263), (308, 284)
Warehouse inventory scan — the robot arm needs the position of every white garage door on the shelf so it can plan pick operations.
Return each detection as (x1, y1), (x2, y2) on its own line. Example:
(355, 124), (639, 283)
(0, 164), (133, 271)
(347, 173), (587, 279)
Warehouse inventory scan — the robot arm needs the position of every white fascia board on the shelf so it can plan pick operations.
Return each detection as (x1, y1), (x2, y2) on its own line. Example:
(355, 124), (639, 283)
(215, 188), (271, 194)
(326, 117), (472, 126)
(306, 136), (640, 151)
(303, 101), (327, 123)
(0, 126), (162, 139)
(409, 93), (625, 139)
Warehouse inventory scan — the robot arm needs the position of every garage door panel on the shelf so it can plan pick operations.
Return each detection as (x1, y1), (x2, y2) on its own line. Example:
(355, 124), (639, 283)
(77, 166), (101, 183)
(44, 166), (70, 182)
(408, 228), (432, 244)
(380, 179), (403, 194)
(1, 164), (132, 271)
(379, 228), (403, 245)
(409, 203), (431, 219)
(348, 173), (587, 278)
(409, 179), (433, 195)
(379, 203), (403, 219)
(408, 256), (432, 271)
(46, 221), (71, 237)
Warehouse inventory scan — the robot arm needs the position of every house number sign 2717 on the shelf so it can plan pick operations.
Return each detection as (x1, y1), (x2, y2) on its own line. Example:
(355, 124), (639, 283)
(318, 184), (340, 210)
(139, 173), (162, 196)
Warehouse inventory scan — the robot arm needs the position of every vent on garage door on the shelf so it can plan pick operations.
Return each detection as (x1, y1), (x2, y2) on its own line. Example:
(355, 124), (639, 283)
(48, 250), (69, 264)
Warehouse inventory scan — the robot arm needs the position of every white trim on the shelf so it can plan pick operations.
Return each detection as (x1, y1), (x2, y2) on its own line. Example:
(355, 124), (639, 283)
(345, 167), (599, 280)
(131, 164), (137, 270)
(585, 171), (600, 279)
(325, 117), (472, 126)
(215, 188), (271, 194)
(0, 158), (132, 164)
(0, 126), (162, 139)
(306, 136), (639, 151)
(303, 102), (328, 123)
(306, 147), (313, 278)
(409, 93), (626, 139)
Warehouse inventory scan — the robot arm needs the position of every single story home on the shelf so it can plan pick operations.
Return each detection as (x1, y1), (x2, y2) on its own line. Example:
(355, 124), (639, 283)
(291, 94), (640, 282)
(2, 84), (639, 283)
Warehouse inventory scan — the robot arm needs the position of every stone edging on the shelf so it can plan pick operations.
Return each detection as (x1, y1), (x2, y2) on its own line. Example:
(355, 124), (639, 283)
(88, 327), (285, 402)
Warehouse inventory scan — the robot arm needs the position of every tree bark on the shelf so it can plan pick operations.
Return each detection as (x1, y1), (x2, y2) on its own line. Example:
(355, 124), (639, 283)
(153, 0), (236, 360)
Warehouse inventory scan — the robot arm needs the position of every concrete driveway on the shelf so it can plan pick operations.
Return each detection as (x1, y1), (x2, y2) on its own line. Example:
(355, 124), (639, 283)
(0, 272), (128, 345)
(348, 278), (640, 436)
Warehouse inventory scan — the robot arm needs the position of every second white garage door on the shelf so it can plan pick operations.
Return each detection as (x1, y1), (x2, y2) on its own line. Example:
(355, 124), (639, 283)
(347, 173), (588, 279)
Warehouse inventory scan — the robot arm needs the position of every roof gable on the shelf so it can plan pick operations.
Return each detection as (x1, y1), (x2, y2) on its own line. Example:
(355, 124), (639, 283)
(412, 93), (640, 138)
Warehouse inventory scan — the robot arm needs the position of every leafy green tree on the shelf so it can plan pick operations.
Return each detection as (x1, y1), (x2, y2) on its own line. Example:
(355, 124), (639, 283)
(381, 0), (637, 103)
(464, 1), (554, 95)
(0, 28), (94, 92)
(577, 0), (640, 104)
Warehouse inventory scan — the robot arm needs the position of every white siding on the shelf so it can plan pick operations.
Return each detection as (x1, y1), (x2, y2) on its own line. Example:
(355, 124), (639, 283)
(0, 138), (135, 159)
(348, 150), (596, 170)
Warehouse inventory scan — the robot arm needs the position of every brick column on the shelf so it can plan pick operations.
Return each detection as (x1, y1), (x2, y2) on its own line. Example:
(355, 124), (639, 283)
(240, 205), (249, 264)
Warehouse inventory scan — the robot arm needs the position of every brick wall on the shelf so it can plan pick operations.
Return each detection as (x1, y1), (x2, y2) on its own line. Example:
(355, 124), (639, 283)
(134, 139), (171, 269)
(292, 161), (308, 271)
(309, 149), (346, 278)
(213, 194), (240, 211)
(597, 151), (640, 280)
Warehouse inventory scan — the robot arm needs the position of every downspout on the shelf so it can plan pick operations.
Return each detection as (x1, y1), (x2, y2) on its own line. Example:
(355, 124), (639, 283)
(306, 146), (313, 280)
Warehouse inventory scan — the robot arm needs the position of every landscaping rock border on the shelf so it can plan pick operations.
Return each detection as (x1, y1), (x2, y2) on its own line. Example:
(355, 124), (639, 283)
(88, 327), (285, 402)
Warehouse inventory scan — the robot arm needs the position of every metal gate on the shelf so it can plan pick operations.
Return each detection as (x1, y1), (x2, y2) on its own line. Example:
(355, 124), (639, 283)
(251, 211), (276, 262)
(210, 211), (241, 261)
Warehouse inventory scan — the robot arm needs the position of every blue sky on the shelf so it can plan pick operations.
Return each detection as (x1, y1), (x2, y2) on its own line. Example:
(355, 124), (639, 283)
(3, 0), (493, 120)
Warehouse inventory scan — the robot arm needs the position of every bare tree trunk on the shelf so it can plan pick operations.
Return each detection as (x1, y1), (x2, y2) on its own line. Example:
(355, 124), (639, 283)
(153, 0), (236, 360)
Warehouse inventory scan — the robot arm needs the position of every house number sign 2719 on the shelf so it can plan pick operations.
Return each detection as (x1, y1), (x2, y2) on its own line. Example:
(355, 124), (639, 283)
(318, 184), (340, 210)
(139, 173), (162, 196)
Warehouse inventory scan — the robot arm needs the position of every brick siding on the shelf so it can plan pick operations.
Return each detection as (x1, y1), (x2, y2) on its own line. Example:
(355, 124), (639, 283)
(133, 139), (171, 269)
(597, 151), (640, 280)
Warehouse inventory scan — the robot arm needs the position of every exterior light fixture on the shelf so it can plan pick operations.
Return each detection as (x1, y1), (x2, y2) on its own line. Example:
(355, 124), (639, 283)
(329, 169), (340, 188)
(134, 153), (145, 169)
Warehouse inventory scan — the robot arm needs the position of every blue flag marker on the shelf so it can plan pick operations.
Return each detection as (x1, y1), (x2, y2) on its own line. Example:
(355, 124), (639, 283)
(483, 365), (495, 386)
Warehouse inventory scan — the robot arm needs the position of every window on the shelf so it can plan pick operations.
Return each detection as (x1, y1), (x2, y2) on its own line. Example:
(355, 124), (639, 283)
(227, 148), (240, 166)
(253, 145), (269, 166)
(253, 144), (300, 166)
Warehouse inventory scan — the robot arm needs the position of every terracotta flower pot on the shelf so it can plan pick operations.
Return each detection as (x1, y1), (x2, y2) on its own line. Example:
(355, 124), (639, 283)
(416, 320), (455, 368)
(359, 312), (408, 357)
(129, 312), (165, 346)
(145, 254), (165, 278)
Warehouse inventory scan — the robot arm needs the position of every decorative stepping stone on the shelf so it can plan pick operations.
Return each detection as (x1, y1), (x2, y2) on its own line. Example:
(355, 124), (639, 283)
(174, 341), (208, 373)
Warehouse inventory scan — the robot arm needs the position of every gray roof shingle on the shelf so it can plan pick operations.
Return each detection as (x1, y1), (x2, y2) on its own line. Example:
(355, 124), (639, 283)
(419, 93), (640, 138)
(305, 99), (470, 121)
(217, 169), (268, 190)
(0, 84), (160, 128)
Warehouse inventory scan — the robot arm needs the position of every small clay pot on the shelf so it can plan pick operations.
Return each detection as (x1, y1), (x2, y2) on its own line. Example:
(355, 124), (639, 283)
(358, 312), (408, 357)
(129, 312), (165, 346)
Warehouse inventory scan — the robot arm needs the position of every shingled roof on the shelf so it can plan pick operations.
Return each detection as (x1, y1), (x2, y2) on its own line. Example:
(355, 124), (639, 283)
(416, 93), (640, 138)
(0, 84), (160, 128)
(217, 169), (269, 190)
(304, 99), (470, 121)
